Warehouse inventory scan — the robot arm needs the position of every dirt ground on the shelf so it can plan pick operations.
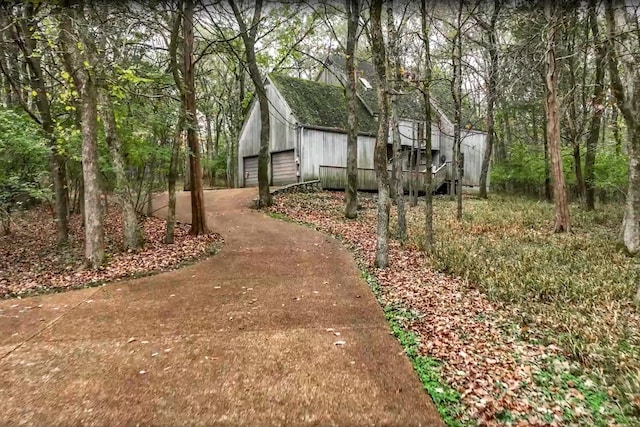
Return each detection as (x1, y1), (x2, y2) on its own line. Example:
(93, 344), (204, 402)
(0, 188), (442, 426)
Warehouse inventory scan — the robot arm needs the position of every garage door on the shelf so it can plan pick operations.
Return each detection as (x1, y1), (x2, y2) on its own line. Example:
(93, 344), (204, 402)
(243, 156), (258, 187)
(271, 150), (297, 185)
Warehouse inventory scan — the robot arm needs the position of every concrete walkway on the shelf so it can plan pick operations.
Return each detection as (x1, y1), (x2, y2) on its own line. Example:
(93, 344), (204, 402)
(0, 189), (442, 426)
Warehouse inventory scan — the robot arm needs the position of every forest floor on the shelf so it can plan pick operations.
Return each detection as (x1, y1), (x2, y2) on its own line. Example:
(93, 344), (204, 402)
(0, 203), (222, 299)
(268, 191), (640, 427)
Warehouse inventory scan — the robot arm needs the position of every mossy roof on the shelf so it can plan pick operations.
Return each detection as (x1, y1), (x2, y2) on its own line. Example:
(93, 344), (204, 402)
(269, 73), (377, 135)
(327, 55), (427, 122)
(326, 54), (485, 131)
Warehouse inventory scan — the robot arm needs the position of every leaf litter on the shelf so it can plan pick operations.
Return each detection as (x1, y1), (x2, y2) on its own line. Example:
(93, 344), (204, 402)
(0, 204), (222, 298)
(268, 191), (630, 426)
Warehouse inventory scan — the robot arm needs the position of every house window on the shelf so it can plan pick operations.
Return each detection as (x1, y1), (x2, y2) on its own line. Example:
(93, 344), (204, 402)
(359, 77), (372, 90)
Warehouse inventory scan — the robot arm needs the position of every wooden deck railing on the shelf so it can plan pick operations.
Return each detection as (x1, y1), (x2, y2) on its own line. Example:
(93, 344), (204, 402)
(318, 164), (450, 193)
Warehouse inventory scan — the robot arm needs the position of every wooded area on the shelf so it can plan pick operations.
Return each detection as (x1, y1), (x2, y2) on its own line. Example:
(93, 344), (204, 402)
(1, 0), (637, 267)
(1, 0), (640, 424)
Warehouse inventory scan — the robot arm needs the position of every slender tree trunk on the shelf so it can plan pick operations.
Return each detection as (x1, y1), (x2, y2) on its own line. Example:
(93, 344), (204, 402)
(413, 130), (421, 206)
(14, 5), (69, 243)
(622, 127), (640, 255)
(230, 0), (272, 207)
(605, 0), (640, 257)
(0, 15), (14, 107)
(99, 91), (143, 249)
(479, 0), (501, 199)
(573, 144), (585, 198)
(408, 135), (414, 202)
(421, 0), (434, 253)
(183, 0), (208, 234)
(387, 0), (406, 242)
(370, 0), (390, 268)
(344, 0), (360, 219)
(566, 21), (586, 200)
(205, 114), (214, 186)
(542, 107), (553, 201)
(611, 107), (622, 154)
(166, 114), (184, 244)
(545, 4), (571, 233)
(452, 0), (463, 221)
(59, 8), (105, 268)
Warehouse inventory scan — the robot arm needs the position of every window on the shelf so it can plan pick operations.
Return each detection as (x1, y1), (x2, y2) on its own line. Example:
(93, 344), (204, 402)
(359, 77), (372, 90)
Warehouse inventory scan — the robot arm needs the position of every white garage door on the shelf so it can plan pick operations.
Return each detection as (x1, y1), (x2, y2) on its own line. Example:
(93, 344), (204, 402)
(271, 150), (297, 185)
(243, 156), (258, 187)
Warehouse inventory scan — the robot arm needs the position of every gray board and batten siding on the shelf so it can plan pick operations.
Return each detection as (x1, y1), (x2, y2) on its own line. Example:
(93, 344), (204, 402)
(237, 68), (489, 191)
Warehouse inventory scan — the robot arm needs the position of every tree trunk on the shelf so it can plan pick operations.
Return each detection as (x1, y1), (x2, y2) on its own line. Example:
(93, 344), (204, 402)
(166, 114), (184, 244)
(387, 0), (406, 242)
(230, 0), (272, 207)
(479, 0), (501, 199)
(421, 0), (434, 253)
(622, 128), (640, 255)
(370, 0), (390, 268)
(611, 107), (622, 154)
(59, 8), (105, 268)
(344, 0), (360, 219)
(605, 0), (640, 256)
(412, 128), (421, 207)
(14, 4), (69, 243)
(452, 0), (463, 221)
(565, 21), (586, 200)
(545, 4), (571, 233)
(181, 0), (208, 234)
(0, 15), (14, 107)
(99, 91), (143, 249)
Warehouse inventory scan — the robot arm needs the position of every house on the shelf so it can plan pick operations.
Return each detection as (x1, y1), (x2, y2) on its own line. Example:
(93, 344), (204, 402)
(237, 56), (489, 192)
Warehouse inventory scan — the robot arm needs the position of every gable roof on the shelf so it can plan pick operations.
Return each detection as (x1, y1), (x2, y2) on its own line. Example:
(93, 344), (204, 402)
(325, 54), (486, 131)
(269, 73), (377, 135)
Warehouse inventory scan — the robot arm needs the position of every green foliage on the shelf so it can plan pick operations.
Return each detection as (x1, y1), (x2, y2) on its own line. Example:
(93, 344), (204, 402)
(0, 108), (50, 213)
(420, 196), (640, 417)
(491, 142), (629, 197)
(491, 143), (546, 188)
(594, 148), (629, 194)
(384, 304), (466, 427)
(531, 356), (631, 426)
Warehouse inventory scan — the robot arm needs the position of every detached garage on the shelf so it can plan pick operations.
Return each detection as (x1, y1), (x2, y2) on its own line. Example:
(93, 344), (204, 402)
(271, 150), (297, 185)
(243, 156), (258, 187)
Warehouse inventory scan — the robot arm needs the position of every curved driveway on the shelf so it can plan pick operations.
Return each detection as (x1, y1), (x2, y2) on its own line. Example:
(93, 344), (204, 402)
(0, 188), (442, 426)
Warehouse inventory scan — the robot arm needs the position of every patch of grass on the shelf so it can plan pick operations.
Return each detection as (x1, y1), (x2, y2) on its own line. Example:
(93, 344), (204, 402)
(405, 195), (640, 417)
(531, 355), (631, 426)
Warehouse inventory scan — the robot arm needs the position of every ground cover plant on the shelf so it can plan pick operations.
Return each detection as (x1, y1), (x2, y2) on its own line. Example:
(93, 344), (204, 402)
(0, 204), (222, 299)
(269, 190), (639, 426)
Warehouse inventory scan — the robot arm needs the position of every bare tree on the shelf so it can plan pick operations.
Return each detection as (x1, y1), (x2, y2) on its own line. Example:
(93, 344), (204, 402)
(229, 0), (272, 207)
(585, 0), (606, 211)
(166, 3), (186, 243)
(58, 1), (105, 268)
(370, 0), (391, 268)
(451, 0), (463, 221)
(344, 0), (361, 219)
(545, 3), (571, 233)
(478, 0), (501, 199)
(387, 0), (406, 242)
(421, 0), (434, 253)
(183, 0), (208, 234)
